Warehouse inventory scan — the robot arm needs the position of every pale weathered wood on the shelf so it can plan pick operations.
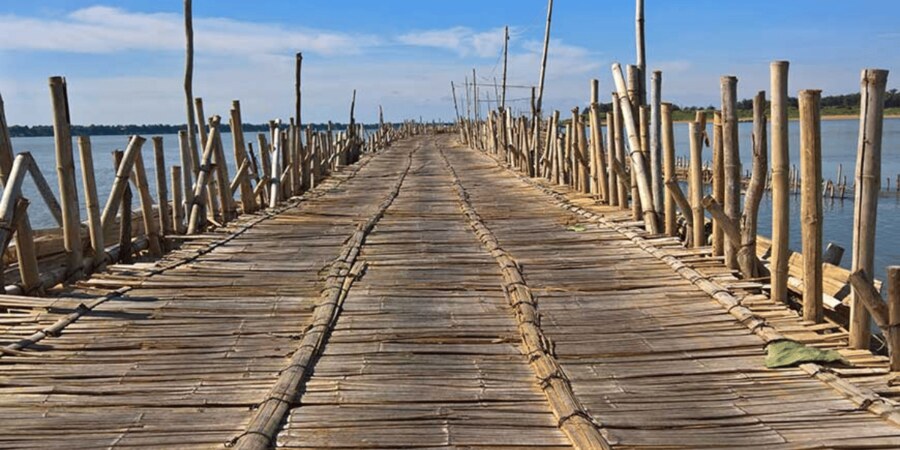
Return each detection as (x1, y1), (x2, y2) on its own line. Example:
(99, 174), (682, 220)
(0, 92), (39, 292)
(48, 76), (84, 279)
(889, 266), (900, 371)
(649, 70), (662, 215)
(712, 111), (725, 257)
(661, 103), (676, 236)
(131, 141), (163, 257)
(799, 89), (823, 323)
(688, 122), (704, 247)
(153, 137), (172, 237)
(850, 68), (889, 349)
(21, 153), (62, 227)
(771, 61), (791, 304)
(721, 76), (740, 270)
(187, 117), (221, 234)
(230, 100), (257, 213)
(739, 91), (767, 278)
(171, 165), (185, 234)
(0, 155), (30, 257)
(77, 136), (105, 268)
(611, 63), (659, 233)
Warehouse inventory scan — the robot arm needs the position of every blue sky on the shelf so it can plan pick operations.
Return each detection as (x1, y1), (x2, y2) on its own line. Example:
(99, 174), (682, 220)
(1, 1), (899, 125)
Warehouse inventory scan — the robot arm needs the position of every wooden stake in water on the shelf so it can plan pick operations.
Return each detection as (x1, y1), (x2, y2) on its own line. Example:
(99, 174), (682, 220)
(721, 76), (741, 270)
(689, 122), (705, 247)
(799, 89), (823, 323)
(850, 68), (889, 348)
(771, 61), (790, 304)
(48, 76), (83, 279)
(739, 92), (768, 278)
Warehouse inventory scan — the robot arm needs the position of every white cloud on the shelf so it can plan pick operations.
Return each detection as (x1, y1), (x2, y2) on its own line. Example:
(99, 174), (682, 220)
(397, 26), (507, 58)
(0, 6), (376, 56)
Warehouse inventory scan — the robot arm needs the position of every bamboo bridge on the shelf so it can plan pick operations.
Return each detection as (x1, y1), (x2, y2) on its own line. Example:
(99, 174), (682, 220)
(1, 133), (900, 449)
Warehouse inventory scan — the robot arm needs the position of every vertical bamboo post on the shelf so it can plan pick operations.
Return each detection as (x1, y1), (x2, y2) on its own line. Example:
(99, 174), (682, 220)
(0, 93), (40, 292)
(799, 89), (823, 323)
(739, 92), (768, 278)
(48, 76), (84, 279)
(711, 112), (725, 257)
(888, 266), (900, 371)
(850, 69), (889, 348)
(607, 111), (619, 207)
(178, 130), (195, 218)
(535, 0), (553, 118)
(612, 96), (629, 208)
(635, 0), (646, 106)
(183, 0), (200, 179)
(153, 137), (172, 238)
(171, 166), (184, 234)
(721, 76), (741, 269)
(230, 101), (256, 212)
(771, 61), (790, 303)
(589, 80), (608, 201)
(77, 136), (104, 269)
(649, 70), (662, 215)
(661, 103), (676, 235)
(689, 122), (705, 247)
(131, 143), (163, 257)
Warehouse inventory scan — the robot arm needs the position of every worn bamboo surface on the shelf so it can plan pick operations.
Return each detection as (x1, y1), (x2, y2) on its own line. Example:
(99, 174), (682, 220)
(1, 134), (899, 448)
(0, 139), (415, 448)
(446, 135), (900, 448)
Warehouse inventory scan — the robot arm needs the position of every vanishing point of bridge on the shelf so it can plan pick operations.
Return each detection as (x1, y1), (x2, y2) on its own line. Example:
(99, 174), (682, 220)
(2, 135), (899, 449)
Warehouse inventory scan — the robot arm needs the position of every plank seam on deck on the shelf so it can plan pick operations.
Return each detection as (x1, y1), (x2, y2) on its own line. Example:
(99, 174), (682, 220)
(439, 146), (612, 450)
(231, 144), (419, 449)
(0, 146), (382, 358)
(464, 142), (900, 429)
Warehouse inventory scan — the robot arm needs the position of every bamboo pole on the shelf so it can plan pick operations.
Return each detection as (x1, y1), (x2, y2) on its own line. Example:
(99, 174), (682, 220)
(230, 100), (256, 213)
(152, 137), (172, 238)
(689, 122), (704, 247)
(661, 103), (676, 235)
(77, 136), (104, 268)
(501, 26), (509, 110)
(712, 111), (725, 257)
(188, 117), (222, 234)
(22, 155), (62, 227)
(131, 142), (163, 257)
(738, 92), (768, 278)
(799, 89), (823, 323)
(771, 61), (790, 304)
(49, 76), (84, 279)
(114, 151), (133, 264)
(0, 92), (39, 292)
(721, 76), (741, 269)
(535, 0), (553, 116)
(183, 0), (200, 179)
(611, 63), (659, 233)
(269, 121), (282, 207)
(589, 81), (608, 201)
(635, 0), (646, 106)
(607, 111), (619, 207)
(177, 130), (195, 218)
(0, 155), (31, 261)
(889, 266), (900, 371)
(850, 68), (889, 348)
(665, 179), (694, 246)
(649, 70), (662, 215)
(171, 166), (184, 234)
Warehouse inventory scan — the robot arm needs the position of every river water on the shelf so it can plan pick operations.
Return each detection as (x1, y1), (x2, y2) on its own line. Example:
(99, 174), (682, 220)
(7, 118), (900, 279)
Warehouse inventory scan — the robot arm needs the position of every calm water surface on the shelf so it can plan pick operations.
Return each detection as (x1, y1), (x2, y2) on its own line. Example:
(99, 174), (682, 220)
(7, 119), (900, 279)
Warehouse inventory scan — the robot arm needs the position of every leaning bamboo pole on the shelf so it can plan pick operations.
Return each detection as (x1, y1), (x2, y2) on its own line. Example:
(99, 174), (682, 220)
(0, 93), (39, 292)
(738, 92), (767, 278)
(771, 61), (791, 304)
(188, 117), (222, 234)
(611, 63), (659, 233)
(799, 89), (823, 323)
(850, 68), (889, 348)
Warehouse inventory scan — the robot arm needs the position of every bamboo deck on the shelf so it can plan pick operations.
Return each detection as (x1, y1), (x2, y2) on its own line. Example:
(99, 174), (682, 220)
(1, 135), (899, 449)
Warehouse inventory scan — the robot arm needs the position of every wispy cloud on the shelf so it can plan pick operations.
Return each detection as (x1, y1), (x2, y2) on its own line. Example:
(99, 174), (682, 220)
(0, 6), (376, 56)
(397, 26), (507, 58)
